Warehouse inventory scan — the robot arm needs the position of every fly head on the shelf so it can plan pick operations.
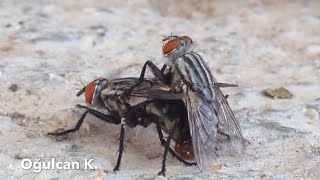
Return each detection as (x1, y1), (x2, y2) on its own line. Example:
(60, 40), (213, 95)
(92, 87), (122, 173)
(162, 35), (194, 60)
(76, 78), (108, 107)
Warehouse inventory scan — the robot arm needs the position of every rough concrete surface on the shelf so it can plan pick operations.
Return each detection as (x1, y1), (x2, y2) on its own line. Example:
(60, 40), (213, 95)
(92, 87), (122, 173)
(0, 0), (319, 179)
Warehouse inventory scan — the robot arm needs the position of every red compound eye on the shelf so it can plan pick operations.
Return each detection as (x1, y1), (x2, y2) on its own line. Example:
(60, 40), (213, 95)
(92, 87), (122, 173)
(181, 36), (192, 43)
(162, 38), (182, 56)
(85, 82), (97, 105)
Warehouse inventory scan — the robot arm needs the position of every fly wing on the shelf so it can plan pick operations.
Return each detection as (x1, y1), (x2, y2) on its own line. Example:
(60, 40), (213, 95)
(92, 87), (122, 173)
(185, 90), (219, 172)
(131, 79), (184, 100)
(214, 84), (246, 150)
(172, 54), (231, 171)
(132, 89), (184, 100)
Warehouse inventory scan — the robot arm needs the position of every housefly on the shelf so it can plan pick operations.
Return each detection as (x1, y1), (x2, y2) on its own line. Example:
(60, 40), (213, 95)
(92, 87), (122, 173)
(48, 77), (196, 174)
(122, 35), (246, 173)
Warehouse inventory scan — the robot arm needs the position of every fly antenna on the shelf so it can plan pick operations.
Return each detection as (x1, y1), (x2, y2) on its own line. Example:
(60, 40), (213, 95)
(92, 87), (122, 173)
(76, 86), (86, 97)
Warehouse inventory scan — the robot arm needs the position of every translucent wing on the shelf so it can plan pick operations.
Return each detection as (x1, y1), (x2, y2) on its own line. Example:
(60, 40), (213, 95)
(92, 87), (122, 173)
(185, 90), (219, 172)
(131, 79), (184, 100)
(213, 85), (246, 150)
(171, 53), (245, 172)
(131, 81), (239, 101)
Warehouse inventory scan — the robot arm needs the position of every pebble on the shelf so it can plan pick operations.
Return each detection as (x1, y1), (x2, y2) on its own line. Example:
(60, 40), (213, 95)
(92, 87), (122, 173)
(56, 135), (68, 142)
(14, 149), (28, 159)
(304, 108), (319, 124)
(82, 122), (92, 134)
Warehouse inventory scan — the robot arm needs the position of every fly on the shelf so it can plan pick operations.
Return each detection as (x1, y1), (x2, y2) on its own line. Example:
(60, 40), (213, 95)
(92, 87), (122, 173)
(48, 77), (196, 175)
(122, 35), (246, 173)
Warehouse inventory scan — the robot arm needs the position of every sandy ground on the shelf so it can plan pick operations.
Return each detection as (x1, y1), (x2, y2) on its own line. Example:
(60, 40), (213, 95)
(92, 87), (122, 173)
(0, 0), (319, 179)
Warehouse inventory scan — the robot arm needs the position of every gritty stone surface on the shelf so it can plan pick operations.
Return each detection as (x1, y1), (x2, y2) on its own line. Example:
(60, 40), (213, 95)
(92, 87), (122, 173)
(0, 0), (319, 179)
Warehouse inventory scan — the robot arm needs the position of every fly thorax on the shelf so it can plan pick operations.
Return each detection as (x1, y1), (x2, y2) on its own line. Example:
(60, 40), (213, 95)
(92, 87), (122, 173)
(95, 97), (107, 108)
(171, 78), (185, 94)
(103, 98), (129, 117)
(182, 84), (188, 93)
(167, 67), (184, 93)
(164, 58), (174, 68)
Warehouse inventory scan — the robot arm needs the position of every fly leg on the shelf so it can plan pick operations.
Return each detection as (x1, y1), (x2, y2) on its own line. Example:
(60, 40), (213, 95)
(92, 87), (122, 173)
(137, 61), (169, 84)
(217, 129), (231, 140)
(114, 105), (153, 171)
(158, 120), (178, 176)
(114, 120), (125, 171)
(216, 122), (231, 141)
(121, 61), (169, 100)
(216, 94), (231, 140)
(154, 120), (196, 166)
(48, 105), (120, 136)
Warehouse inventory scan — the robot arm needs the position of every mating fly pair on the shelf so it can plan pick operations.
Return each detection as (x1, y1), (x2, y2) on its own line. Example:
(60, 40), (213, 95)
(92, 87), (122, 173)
(49, 35), (245, 175)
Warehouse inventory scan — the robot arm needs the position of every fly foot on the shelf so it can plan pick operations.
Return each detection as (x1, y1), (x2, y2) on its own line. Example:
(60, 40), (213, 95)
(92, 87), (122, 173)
(157, 170), (166, 176)
(76, 104), (89, 109)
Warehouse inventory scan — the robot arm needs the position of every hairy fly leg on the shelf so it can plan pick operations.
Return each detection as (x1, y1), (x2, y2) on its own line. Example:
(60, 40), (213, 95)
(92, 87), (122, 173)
(48, 105), (121, 136)
(157, 120), (179, 176)
(154, 120), (196, 167)
(137, 61), (169, 84)
(217, 129), (231, 140)
(215, 94), (232, 140)
(114, 121), (125, 171)
(113, 103), (157, 171)
(121, 61), (169, 100)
